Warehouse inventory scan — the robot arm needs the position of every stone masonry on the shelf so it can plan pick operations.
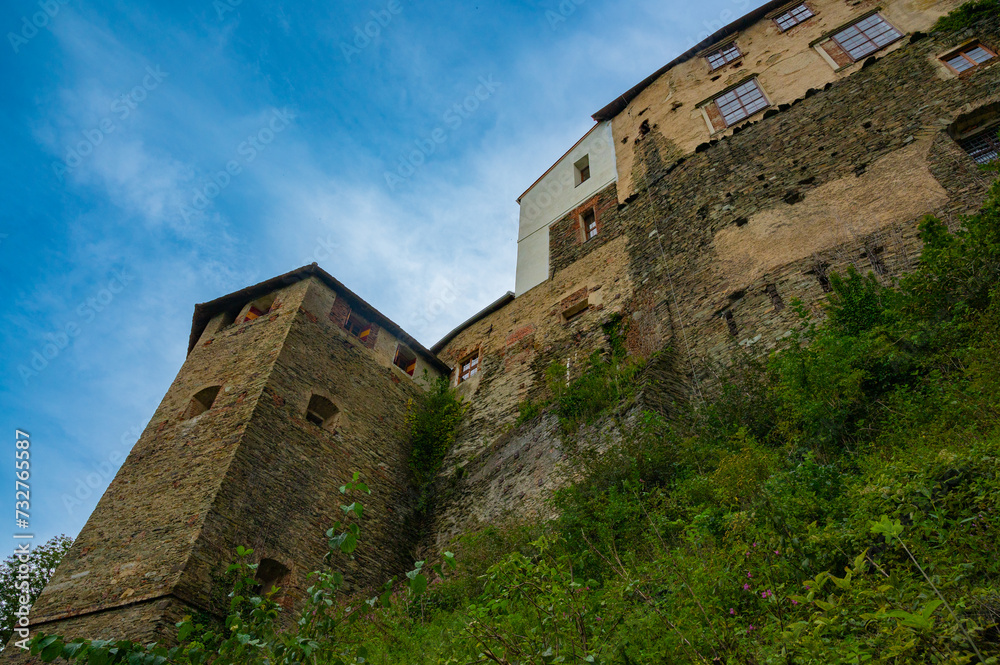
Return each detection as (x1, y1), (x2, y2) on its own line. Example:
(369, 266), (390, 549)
(5, 1), (999, 657)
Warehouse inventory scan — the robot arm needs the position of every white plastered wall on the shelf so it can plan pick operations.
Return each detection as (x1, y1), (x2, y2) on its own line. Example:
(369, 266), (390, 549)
(514, 122), (617, 296)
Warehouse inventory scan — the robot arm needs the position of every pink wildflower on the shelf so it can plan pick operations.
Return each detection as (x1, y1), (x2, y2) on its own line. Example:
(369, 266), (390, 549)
(743, 583), (750, 591)
(729, 608), (735, 615)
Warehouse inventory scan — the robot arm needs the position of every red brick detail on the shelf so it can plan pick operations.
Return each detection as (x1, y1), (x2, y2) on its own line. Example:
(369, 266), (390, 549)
(821, 39), (853, 67)
(505, 325), (536, 346)
(705, 101), (727, 132)
(299, 307), (319, 324)
(329, 298), (351, 327)
(559, 287), (589, 311)
(362, 323), (379, 349)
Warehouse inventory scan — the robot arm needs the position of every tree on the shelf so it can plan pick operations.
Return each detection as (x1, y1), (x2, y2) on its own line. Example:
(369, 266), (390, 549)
(0, 535), (73, 650)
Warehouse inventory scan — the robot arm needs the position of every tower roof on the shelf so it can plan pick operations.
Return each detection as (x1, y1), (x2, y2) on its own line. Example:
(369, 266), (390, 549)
(188, 263), (451, 374)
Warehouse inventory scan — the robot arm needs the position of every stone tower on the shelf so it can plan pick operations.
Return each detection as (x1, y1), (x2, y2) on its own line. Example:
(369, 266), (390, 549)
(14, 266), (447, 650)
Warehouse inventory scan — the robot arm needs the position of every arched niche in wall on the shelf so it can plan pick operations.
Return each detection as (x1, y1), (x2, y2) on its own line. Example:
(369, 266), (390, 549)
(305, 393), (340, 431)
(183, 385), (222, 420)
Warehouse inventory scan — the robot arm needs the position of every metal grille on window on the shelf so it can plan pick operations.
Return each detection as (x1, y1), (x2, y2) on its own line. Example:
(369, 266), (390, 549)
(707, 44), (741, 70)
(715, 79), (768, 126)
(832, 14), (902, 61)
(959, 128), (1000, 165)
(775, 4), (813, 31)
(460, 354), (479, 382)
(944, 45), (995, 73)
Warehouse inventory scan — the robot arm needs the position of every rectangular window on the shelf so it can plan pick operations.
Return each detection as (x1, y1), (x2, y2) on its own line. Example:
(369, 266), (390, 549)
(774, 3), (813, 31)
(582, 209), (598, 241)
(959, 127), (999, 164)
(459, 352), (480, 383)
(831, 13), (902, 62)
(706, 43), (742, 70)
(942, 43), (995, 74)
(714, 79), (769, 127)
(345, 311), (372, 340)
(393, 346), (417, 376)
(574, 155), (591, 186)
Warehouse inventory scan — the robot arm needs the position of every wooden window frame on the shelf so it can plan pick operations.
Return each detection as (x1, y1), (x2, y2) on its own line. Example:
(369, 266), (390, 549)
(706, 43), (742, 70)
(573, 155), (591, 186)
(941, 42), (996, 75)
(773, 3), (814, 31)
(581, 208), (598, 242)
(830, 13), (902, 63)
(393, 345), (417, 376)
(458, 351), (480, 383)
(344, 311), (372, 341)
(713, 78), (770, 128)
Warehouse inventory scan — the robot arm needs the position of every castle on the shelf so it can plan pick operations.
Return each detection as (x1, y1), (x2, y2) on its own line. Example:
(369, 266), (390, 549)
(7, 0), (999, 654)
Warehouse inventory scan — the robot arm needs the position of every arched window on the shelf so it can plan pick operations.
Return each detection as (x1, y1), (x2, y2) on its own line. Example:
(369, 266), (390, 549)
(254, 558), (290, 596)
(950, 103), (1000, 165)
(183, 386), (221, 419)
(306, 394), (340, 430)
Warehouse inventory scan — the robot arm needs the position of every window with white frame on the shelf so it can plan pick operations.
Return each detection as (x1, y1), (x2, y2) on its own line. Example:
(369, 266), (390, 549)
(831, 13), (902, 62)
(942, 43), (995, 74)
(714, 79), (769, 127)
(458, 351), (480, 383)
(774, 3), (813, 31)
(706, 43), (742, 70)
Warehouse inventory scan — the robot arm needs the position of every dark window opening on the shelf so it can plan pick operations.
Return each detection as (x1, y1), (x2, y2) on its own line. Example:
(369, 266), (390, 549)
(306, 394), (340, 429)
(765, 284), (785, 312)
(184, 385), (221, 420)
(345, 311), (372, 341)
(774, 3), (813, 31)
(242, 294), (276, 323)
(582, 209), (598, 241)
(722, 310), (738, 337)
(574, 155), (591, 186)
(864, 247), (887, 276)
(393, 346), (417, 376)
(810, 263), (832, 292)
(254, 558), (290, 596)
(831, 14), (902, 62)
(707, 43), (742, 70)
(958, 126), (999, 164)
(715, 79), (768, 127)
(459, 352), (480, 383)
(942, 43), (995, 74)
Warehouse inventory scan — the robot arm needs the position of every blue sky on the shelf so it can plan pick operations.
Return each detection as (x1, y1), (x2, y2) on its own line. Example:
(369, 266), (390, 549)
(0, 0), (755, 551)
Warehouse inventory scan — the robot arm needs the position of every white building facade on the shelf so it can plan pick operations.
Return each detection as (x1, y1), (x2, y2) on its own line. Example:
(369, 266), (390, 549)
(514, 121), (618, 296)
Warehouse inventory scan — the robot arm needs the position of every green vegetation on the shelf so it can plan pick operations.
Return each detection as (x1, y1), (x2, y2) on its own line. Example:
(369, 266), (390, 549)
(407, 376), (467, 485)
(933, 0), (999, 32)
(517, 314), (645, 434)
(0, 535), (72, 651)
(29, 166), (1000, 662)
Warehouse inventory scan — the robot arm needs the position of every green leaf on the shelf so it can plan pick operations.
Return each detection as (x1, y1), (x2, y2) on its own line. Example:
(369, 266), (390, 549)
(340, 532), (358, 554)
(409, 573), (428, 596)
(870, 515), (904, 539)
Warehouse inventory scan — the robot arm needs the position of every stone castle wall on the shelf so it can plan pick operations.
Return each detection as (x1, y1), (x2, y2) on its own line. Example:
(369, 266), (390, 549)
(6, 8), (1000, 660)
(430, 16), (1000, 546)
